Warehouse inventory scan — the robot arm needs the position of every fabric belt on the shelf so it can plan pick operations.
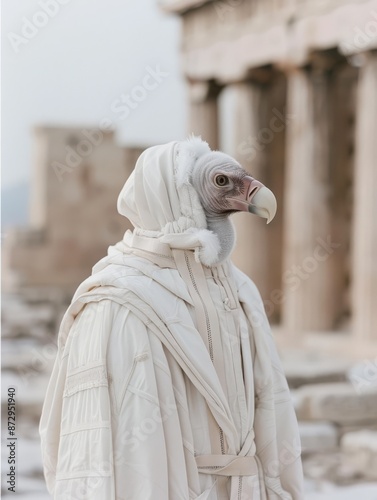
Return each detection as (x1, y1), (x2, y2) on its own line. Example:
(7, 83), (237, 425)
(196, 454), (258, 477)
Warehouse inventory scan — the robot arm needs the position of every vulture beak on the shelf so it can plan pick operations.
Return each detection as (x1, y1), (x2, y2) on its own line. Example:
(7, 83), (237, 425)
(226, 176), (277, 224)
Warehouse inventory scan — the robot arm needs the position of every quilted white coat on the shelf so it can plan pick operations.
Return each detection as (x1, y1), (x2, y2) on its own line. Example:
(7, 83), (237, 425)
(39, 140), (304, 500)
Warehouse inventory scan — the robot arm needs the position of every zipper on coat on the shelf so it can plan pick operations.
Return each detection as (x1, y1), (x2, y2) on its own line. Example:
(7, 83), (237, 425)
(183, 252), (226, 455)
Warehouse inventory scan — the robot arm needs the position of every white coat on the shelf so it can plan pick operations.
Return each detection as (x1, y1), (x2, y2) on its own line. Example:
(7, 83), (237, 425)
(39, 139), (304, 500)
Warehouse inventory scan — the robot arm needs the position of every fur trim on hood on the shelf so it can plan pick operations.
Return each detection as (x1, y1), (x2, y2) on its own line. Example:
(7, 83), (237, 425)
(117, 137), (221, 266)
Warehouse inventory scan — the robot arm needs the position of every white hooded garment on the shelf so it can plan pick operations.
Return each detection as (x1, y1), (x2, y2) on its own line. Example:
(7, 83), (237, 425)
(39, 139), (304, 500)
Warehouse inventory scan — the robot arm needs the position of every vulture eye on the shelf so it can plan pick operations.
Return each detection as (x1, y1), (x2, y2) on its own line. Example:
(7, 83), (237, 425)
(214, 174), (230, 187)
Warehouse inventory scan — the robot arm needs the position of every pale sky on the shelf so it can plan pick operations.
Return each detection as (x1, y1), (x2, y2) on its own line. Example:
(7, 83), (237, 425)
(2, 0), (187, 189)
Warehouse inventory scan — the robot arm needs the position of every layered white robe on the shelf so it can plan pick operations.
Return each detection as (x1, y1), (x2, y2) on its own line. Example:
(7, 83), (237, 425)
(40, 139), (304, 500)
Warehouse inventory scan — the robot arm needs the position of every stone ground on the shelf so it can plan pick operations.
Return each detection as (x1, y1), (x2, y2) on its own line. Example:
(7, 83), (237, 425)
(2, 293), (377, 499)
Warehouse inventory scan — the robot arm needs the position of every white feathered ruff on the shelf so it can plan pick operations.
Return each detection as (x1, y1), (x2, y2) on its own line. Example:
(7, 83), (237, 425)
(175, 135), (211, 187)
(173, 136), (221, 266)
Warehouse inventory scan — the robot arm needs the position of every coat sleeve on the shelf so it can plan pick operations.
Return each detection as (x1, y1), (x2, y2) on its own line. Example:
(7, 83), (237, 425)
(231, 264), (305, 500)
(40, 299), (128, 500)
(40, 297), (181, 500)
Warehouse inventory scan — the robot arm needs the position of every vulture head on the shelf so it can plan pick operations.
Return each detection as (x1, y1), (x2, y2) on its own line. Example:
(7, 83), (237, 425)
(190, 151), (277, 223)
(179, 144), (277, 264)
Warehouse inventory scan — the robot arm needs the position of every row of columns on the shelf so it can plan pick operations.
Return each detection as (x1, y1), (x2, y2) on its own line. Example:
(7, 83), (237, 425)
(188, 51), (377, 342)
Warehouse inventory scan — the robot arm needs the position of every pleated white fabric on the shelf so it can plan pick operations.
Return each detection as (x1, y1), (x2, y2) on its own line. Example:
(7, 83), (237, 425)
(39, 139), (304, 500)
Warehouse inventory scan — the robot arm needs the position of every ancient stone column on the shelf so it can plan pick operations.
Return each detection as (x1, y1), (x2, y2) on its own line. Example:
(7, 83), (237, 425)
(282, 64), (339, 336)
(351, 52), (377, 342)
(188, 81), (220, 150)
(327, 63), (358, 328)
(229, 76), (286, 323)
(230, 82), (268, 298)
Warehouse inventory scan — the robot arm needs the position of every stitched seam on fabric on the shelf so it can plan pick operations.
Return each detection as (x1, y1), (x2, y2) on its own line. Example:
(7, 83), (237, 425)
(152, 358), (172, 377)
(212, 275), (227, 303)
(219, 428), (225, 455)
(238, 476), (243, 500)
(62, 350), (70, 360)
(56, 470), (112, 481)
(183, 439), (195, 456)
(64, 366), (108, 397)
(131, 248), (174, 261)
(165, 315), (183, 324)
(66, 366), (106, 384)
(273, 387), (290, 395)
(117, 356), (139, 413)
(64, 382), (108, 398)
(127, 385), (161, 406)
(61, 421), (110, 436)
(172, 386), (190, 415)
(68, 359), (105, 376)
(274, 397), (293, 404)
(108, 373), (118, 416)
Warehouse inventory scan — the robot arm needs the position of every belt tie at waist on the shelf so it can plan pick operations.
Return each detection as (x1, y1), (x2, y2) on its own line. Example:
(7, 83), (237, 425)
(196, 454), (258, 477)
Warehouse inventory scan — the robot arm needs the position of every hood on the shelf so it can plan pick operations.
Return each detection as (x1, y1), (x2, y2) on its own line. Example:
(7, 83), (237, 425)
(117, 137), (222, 266)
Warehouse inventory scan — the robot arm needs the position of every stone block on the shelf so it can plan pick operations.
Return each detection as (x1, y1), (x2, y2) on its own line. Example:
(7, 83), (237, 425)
(305, 482), (377, 500)
(283, 356), (348, 389)
(295, 382), (377, 424)
(347, 359), (377, 394)
(299, 422), (338, 453)
(341, 430), (377, 480)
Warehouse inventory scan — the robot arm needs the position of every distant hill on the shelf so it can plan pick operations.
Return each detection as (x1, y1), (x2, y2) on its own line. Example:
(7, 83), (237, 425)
(1, 181), (29, 229)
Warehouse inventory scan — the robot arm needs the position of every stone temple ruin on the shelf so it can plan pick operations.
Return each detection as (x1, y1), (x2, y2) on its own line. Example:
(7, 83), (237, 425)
(3, 126), (143, 296)
(160, 0), (377, 490)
